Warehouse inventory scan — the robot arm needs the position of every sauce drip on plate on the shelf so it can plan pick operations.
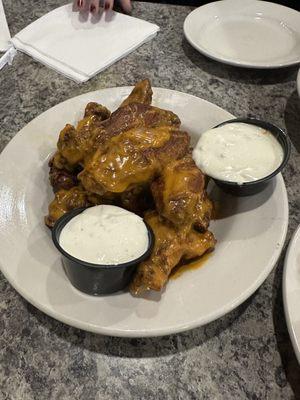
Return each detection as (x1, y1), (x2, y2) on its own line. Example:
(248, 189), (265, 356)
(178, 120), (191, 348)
(170, 252), (212, 279)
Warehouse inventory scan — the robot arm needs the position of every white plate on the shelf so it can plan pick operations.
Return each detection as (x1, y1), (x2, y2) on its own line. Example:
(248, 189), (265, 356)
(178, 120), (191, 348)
(184, 0), (300, 69)
(0, 87), (289, 337)
(283, 225), (300, 364)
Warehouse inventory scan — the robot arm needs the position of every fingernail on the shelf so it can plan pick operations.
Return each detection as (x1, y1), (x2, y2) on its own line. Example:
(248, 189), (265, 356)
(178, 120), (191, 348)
(90, 4), (96, 12)
(77, 0), (82, 6)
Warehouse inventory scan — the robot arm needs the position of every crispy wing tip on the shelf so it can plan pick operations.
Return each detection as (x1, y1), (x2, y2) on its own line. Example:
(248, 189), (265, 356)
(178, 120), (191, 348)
(120, 79), (153, 107)
(84, 102), (111, 121)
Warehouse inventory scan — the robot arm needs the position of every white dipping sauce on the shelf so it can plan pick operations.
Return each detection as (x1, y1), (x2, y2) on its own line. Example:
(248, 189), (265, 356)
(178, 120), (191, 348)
(59, 205), (149, 265)
(193, 122), (284, 184)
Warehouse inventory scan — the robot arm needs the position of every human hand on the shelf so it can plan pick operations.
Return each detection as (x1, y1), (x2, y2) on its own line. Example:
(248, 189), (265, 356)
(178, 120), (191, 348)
(74, 0), (132, 14)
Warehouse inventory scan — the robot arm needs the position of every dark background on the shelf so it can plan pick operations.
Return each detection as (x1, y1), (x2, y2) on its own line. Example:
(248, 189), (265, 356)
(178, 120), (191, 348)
(140, 0), (299, 11)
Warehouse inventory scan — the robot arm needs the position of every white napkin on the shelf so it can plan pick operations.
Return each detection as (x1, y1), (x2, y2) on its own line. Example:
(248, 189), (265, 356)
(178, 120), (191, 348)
(0, 0), (11, 51)
(11, 3), (159, 83)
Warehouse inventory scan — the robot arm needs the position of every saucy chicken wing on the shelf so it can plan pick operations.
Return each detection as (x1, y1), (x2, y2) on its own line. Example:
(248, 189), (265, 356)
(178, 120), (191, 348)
(84, 102), (111, 120)
(151, 154), (213, 231)
(45, 186), (90, 228)
(120, 78), (153, 107)
(79, 126), (190, 195)
(57, 102), (111, 167)
(151, 155), (204, 225)
(130, 211), (216, 295)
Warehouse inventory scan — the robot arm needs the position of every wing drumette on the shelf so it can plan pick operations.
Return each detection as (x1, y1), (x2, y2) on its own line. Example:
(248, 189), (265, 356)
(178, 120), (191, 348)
(130, 211), (216, 295)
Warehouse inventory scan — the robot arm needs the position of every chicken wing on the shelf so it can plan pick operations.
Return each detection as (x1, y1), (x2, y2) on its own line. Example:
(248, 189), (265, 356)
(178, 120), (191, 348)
(56, 79), (180, 167)
(45, 187), (91, 228)
(56, 102), (111, 167)
(79, 126), (190, 195)
(120, 78), (153, 107)
(91, 102), (181, 152)
(151, 154), (213, 231)
(84, 102), (111, 120)
(57, 120), (94, 166)
(151, 155), (203, 224)
(130, 211), (216, 295)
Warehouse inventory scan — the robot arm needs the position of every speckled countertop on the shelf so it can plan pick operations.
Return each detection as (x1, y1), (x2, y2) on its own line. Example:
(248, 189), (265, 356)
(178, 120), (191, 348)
(1, 1), (300, 399)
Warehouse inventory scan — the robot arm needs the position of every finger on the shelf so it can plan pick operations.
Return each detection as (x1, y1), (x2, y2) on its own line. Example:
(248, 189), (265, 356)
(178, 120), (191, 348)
(90, 0), (100, 13)
(77, 0), (87, 10)
(120, 0), (131, 13)
(104, 0), (114, 10)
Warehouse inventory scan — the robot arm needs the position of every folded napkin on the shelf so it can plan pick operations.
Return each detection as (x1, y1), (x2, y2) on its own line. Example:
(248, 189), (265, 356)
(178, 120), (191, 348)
(0, 0), (11, 51)
(11, 3), (159, 83)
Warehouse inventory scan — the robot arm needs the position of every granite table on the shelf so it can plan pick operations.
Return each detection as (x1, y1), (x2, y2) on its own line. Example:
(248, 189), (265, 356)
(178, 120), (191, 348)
(1, 1), (300, 399)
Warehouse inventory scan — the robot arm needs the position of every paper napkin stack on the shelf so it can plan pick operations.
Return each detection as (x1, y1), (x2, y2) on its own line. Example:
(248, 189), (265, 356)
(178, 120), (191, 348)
(11, 3), (159, 83)
(0, 0), (11, 51)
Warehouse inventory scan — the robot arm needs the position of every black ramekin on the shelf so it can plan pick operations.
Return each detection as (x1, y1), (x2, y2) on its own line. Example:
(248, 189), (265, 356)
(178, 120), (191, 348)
(209, 118), (291, 196)
(52, 207), (154, 296)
